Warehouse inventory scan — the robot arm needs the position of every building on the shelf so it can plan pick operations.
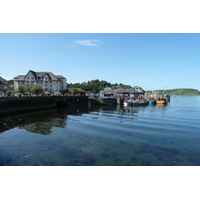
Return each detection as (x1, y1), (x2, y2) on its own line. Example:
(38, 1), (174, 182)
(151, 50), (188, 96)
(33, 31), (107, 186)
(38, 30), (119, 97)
(14, 70), (67, 93)
(0, 76), (10, 93)
(99, 87), (145, 98)
(64, 88), (86, 96)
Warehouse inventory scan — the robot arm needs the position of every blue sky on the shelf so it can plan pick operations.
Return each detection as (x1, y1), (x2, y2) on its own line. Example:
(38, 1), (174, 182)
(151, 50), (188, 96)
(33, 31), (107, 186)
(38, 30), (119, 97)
(1, 33), (200, 91)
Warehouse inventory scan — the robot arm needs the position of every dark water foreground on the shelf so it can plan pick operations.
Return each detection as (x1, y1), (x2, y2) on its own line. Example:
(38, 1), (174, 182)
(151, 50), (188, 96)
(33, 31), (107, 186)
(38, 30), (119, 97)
(1, 95), (200, 166)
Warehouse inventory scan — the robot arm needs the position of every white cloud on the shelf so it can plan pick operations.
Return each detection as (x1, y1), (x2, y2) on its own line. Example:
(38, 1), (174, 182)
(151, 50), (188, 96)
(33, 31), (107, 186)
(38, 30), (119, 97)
(65, 44), (78, 48)
(73, 39), (104, 47)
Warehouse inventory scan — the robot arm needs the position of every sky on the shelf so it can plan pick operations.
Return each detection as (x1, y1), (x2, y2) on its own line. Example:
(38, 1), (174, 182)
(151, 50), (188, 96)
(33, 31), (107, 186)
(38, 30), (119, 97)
(1, 33), (200, 91)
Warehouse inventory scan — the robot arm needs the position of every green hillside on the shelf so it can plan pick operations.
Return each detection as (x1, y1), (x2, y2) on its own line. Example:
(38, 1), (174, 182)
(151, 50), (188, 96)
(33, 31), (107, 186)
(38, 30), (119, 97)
(67, 79), (137, 93)
(147, 88), (200, 95)
(67, 79), (199, 95)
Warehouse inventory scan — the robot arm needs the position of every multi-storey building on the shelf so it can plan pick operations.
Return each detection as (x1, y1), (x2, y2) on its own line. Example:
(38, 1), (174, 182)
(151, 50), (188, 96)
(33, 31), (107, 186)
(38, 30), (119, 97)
(0, 76), (10, 92)
(14, 70), (67, 93)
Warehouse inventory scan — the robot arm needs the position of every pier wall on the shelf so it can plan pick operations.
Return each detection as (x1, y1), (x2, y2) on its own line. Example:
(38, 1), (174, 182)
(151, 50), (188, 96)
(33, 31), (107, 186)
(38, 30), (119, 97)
(0, 96), (89, 116)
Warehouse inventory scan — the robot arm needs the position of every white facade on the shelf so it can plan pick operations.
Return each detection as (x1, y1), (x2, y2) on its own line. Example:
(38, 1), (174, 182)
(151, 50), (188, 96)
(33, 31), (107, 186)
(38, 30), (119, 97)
(14, 70), (67, 93)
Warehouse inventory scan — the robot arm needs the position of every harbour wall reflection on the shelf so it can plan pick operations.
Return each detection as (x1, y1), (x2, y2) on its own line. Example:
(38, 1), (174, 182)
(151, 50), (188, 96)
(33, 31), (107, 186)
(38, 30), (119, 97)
(0, 104), (168, 135)
(0, 106), (92, 135)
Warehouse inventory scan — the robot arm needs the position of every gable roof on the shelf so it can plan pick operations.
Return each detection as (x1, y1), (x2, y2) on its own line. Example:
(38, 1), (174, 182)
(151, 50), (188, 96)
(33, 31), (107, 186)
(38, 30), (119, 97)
(100, 87), (145, 94)
(67, 88), (86, 93)
(56, 75), (66, 79)
(14, 75), (25, 80)
(14, 70), (66, 81)
(0, 76), (10, 85)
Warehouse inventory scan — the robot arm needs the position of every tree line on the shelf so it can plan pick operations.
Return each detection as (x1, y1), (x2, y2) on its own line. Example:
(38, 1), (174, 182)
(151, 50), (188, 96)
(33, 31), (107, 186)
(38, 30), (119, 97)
(67, 79), (142, 94)
(6, 85), (44, 96)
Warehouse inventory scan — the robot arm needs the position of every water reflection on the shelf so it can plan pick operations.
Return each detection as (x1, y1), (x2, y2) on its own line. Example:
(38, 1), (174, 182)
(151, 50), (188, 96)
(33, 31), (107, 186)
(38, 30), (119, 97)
(0, 106), (91, 135)
(2, 98), (199, 166)
(0, 104), (168, 136)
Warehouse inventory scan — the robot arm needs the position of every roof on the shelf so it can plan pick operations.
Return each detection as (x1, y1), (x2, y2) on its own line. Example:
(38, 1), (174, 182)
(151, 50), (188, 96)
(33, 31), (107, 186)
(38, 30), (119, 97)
(14, 75), (25, 80)
(100, 87), (145, 94)
(115, 88), (129, 93)
(56, 75), (66, 79)
(102, 87), (113, 93)
(28, 71), (58, 80)
(67, 88), (85, 93)
(0, 76), (10, 85)
(128, 89), (144, 94)
(14, 70), (66, 81)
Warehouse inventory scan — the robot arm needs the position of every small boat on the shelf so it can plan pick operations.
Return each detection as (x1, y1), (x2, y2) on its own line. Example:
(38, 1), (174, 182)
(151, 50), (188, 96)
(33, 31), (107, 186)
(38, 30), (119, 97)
(148, 98), (156, 105)
(156, 100), (167, 104)
(124, 98), (148, 106)
(138, 100), (148, 106)
(156, 96), (168, 105)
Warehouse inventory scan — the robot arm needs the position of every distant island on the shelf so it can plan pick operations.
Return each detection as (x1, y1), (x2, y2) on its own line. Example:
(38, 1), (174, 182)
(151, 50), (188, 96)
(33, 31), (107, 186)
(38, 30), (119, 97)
(67, 79), (200, 95)
(147, 88), (200, 95)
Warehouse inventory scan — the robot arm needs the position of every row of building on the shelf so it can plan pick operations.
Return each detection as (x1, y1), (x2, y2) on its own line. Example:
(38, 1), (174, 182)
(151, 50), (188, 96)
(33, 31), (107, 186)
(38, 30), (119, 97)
(1, 70), (145, 97)
(0, 70), (67, 96)
(99, 87), (145, 98)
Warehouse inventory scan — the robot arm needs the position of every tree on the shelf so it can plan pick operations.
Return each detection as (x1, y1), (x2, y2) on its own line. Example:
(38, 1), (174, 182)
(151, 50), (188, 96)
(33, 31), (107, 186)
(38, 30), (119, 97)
(32, 85), (44, 94)
(73, 89), (78, 95)
(91, 85), (98, 93)
(8, 79), (14, 84)
(6, 89), (15, 96)
(24, 85), (33, 94)
(18, 86), (26, 94)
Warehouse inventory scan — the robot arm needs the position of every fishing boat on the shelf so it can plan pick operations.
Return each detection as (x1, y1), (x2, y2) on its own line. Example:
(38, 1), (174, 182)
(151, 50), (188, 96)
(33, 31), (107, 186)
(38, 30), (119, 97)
(148, 98), (156, 105)
(156, 99), (167, 104)
(156, 96), (168, 105)
(124, 98), (148, 106)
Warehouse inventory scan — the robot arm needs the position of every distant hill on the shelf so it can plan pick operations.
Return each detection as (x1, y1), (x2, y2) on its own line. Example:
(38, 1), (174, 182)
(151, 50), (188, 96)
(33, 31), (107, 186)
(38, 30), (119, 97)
(147, 88), (200, 95)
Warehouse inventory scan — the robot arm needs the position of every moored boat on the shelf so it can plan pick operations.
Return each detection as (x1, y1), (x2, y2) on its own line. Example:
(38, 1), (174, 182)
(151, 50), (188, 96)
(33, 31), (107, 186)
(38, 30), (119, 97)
(148, 98), (156, 105)
(123, 98), (148, 107)
(156, 96), (168, 105)
(156, 100), (167, 104)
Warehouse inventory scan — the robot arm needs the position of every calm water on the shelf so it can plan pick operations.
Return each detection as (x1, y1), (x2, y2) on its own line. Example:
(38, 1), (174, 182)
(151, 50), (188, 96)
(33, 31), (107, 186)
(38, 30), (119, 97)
(0, 95), (200, 166)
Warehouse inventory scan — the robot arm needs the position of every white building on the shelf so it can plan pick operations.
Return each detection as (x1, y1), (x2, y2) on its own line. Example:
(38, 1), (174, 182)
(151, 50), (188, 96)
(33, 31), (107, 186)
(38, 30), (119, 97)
(14, 70), (67, 93)
(99, 87), (145, 98)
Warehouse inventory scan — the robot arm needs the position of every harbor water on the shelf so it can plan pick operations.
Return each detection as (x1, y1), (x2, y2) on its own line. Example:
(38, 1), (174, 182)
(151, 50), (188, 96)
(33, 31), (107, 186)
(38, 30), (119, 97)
(0, 95), (200, 166)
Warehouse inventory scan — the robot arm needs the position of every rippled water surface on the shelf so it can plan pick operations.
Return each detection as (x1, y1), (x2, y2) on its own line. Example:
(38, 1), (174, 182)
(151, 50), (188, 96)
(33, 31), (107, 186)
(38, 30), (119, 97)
(1, 95), (200, 166)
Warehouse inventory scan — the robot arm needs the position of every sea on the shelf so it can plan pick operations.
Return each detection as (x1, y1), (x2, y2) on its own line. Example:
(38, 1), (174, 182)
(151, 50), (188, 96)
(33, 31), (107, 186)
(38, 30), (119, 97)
(0, 95), (200, 166)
